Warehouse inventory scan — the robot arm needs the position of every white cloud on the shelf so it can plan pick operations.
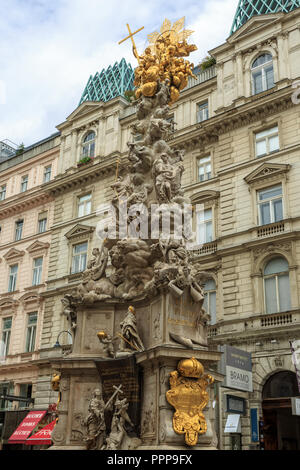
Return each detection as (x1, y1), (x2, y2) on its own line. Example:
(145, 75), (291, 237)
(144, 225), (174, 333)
(0, 0), (238, 146)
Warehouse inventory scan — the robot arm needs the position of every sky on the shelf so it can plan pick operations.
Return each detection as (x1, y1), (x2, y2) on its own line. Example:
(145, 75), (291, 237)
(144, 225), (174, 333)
(0, 0), (239, 147)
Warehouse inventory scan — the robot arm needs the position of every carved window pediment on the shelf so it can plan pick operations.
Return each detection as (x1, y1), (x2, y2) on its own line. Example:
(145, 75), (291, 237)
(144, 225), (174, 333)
(26, 241), (50, 255)
(0, 298), (18, 313)
(65, 223), (95, 242)
(19, 293), (40, 309)
(230, 14), (280, 41)
(3, 248), (25, 262)
(191, 190), (220, 205)
(244, 163), (290, 185)
(66, 102), (102, 122)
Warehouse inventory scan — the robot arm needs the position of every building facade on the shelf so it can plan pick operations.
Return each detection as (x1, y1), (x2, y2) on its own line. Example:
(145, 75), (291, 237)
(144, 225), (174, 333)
(1, 3), (300, 451)
(0, 134), (60, 447)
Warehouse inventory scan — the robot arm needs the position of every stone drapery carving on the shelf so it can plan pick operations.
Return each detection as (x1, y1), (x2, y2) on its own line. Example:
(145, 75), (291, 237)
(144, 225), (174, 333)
(118, 306), (145, 354)
(84, 388), (108, 450)
(105, 395), (134, 450)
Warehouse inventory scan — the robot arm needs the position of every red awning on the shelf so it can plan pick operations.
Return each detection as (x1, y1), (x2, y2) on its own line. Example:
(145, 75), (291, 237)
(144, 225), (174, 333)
(25, 419), (56, 446)
(8, 410), (47, 444)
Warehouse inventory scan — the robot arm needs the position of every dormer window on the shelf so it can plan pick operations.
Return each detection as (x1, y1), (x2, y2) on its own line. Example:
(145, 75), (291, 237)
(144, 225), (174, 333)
(251, 54), (274, 95)
(82, 132), (95, 158)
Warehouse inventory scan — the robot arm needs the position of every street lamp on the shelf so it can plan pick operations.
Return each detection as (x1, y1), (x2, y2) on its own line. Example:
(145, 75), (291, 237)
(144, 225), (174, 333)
(54, 330), (73, 348)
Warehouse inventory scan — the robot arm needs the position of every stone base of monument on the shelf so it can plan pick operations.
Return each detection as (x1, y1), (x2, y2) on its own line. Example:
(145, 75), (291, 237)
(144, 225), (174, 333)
(49, 291), (223, 450)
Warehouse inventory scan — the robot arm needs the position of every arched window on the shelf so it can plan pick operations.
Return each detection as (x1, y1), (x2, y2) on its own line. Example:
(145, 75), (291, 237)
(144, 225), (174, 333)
(82, 131), (95, 158)
(203, 279), (216, 325)
(251, 53), (274, 95)
(264, 257), (291, 314)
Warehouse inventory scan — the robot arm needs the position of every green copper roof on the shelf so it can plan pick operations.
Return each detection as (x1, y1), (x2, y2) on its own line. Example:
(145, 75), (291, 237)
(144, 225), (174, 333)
(79, 58), (134, 105)
(230, 0), (300, 35)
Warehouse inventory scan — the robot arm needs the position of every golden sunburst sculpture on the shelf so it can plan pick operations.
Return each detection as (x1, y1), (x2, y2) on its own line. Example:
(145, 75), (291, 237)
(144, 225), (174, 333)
(147, 17), (194, 57)
(119, 17), (198, 105)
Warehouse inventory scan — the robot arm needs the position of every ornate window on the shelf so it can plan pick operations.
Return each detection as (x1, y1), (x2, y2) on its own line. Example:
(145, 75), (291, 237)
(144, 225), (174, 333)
(38, 213), (47, 233)
(263, 257), (291, 314)
(1, 317), (12, 357)
(0, 185), (6, 201)
(78, 194), (92, 217)
(255, 126), (279, 157)
(25, 313), (37, 352)
(43, 165), (52, 183)
(257, 184), (283, 225)
(8, 264), (18, 292)
(71, 242), (88, 274)
(32, 257), (43, 286)
(197, 156), (211, 182)
(82, 132), (95, 158)
(251, 53), (274, 95)
(21, 175), (28, 192)
(203, 279), (217, 325)
(15, 219), (24, 241)
(196, 208), (213, 245)
(197, 101), (209, 123)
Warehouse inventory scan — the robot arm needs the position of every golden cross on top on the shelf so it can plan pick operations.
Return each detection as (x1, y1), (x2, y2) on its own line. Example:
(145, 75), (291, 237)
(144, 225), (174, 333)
(118, 23), (144, 64)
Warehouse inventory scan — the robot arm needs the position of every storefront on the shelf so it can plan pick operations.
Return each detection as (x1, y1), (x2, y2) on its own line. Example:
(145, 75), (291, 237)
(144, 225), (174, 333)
(261, 371), (300, 450)
(1, 408), (56, 450)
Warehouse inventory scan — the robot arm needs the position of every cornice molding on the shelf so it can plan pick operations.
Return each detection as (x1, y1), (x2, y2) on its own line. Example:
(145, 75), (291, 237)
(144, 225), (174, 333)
(45, 154), (121, 195)
(0, 189), (53, 220)
(171, 86), (295, 152)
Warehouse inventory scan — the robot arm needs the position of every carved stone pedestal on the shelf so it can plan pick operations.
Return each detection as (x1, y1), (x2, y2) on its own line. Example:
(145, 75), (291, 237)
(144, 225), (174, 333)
(48, 291), (222, 450)
(136, 347), (223, 450)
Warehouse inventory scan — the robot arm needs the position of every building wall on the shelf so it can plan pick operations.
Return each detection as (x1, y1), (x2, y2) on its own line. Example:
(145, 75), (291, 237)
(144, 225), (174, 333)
(0, 136), (59, 413)
(31, 8), (300, 449)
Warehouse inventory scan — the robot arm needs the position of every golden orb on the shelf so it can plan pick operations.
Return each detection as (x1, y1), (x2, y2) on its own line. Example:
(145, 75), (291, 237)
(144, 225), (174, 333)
(97, 330), (107, 339)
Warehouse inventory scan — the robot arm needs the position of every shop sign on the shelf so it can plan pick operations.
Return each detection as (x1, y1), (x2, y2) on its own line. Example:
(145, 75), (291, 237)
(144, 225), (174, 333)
(250, 408), (259, 442)
(224, 414), (241, 433)
(226, 395), (246, 415)
(220, 345), (253, 392)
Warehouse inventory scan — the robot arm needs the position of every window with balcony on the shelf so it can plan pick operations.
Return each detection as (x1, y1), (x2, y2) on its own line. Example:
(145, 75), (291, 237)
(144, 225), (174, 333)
(197, 156), (212, 182)
(1, 317), (12, 358)
(32, 257), (43, 286)
(71, 242), (88, 274)
(82, 132), (95, 158)
(197, 102), (209, 123)
(264, 257), (291, 314)
(8, 265), (18, 292)
(43, 165), (52, 183)
(15, 219), (23, 241)
(25, 313), (37, 352)
(0, 185), (6, 201)
(251, 53), (274, 95)
(21, 175), (28, 192)
(255, 126), (279, 157)
(196, 208), (213, 245)
(78, 194), (92, 218)
(203, 279), (217, 325)
(257, 184), (283, 226)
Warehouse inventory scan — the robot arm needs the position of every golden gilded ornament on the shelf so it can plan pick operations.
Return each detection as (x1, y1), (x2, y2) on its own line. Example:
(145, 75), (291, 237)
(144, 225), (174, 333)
(51, 373), (61, 392)
(166, 357), (214, 447)
(97, 330), (108, 340)
(119, 18), (197, 105)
